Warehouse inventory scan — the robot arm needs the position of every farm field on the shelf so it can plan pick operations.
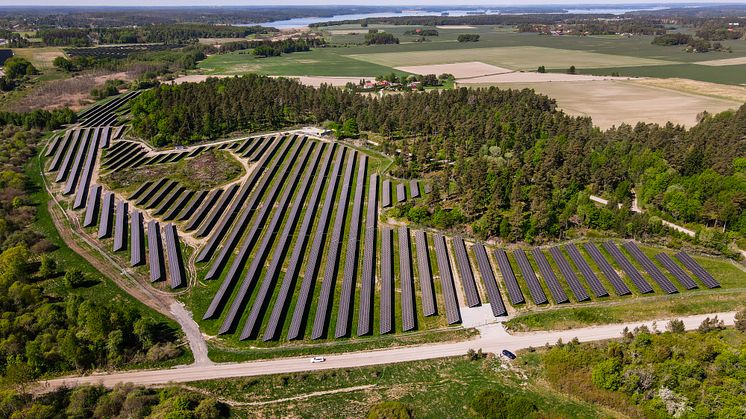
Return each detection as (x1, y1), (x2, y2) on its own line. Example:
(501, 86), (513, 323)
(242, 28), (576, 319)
(463, 80), (742, 128)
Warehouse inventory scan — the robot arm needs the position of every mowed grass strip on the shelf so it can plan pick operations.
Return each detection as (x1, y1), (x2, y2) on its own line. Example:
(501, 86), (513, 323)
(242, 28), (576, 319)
(345, 46), (674, 71)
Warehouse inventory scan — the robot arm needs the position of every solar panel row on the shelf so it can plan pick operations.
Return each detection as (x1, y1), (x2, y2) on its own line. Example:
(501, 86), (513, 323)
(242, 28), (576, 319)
(83, 185), (101, 228)
(130, 210), (145, 267)
(472, 244), (507, 316)
(148, 220), (165, 282)
(193, 183), (238, 237)
(379, 227), (394, 335)
(409, 180), (420, 198)
(399, 226), (417, 331)
(396, 183), (406, 203)
(184, 188), (223, 231)
(113, 199), (128, 252)
(164, 223), (185, 289)
(56, 129), (83, 183)
(434, 234), (461, 324)
(452, 237), (481, 307)
(414, 230), (437, 317)
(655, 253), (698, 290)
(382, 179), (392, 208)
(98, 191), (114, 239)
(357, 173), (378, 337)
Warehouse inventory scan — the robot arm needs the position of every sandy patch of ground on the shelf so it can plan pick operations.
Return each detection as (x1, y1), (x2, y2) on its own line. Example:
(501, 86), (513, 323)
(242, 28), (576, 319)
(169, 74), (231, 84)
(693, 56), (746, 66)
(346, 46), (674, 71)
(396, 61), (512, 78)
(198, 38), (247, 45)
(632, 77), (746, 103)
(436, 25), (477, 29)
(458, 72), (629, 84)
(170, 74), (365, 88)
(468, 80), (740, 129)
(329, 29), (374, 35)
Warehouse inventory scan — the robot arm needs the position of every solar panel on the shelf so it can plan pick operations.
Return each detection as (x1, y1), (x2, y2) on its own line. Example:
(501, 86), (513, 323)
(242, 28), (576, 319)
(513, 249), (548, 304)
(147, 220), (165, 282)
(49, 130), (73, 171)
(532, 248), (569, 304)
(423, 183), (432, 194)
(674, 252), (720, 288)
(99, 126), (111, 148)
(414, 230), (437, 316)
(382, 179), (392, 208)
(176, 190), (208, 221)
(622, 242), (678, 294)
(311, 151), (356, 339)
(184, 188), (224, 231)
(452, 237), (481, 307)
(45, 134), (61, 157)
(583, 243), (631, 296)
(434, 234), (461, 324)
(55, 129), (82, 181)
(655, 253), (698, 290)
(564, 244), (608, 298)
(135, 179), (168, 207)
(154, 186), (186, 216)
(399, 226), (417, 331)
(380, 228), (394, 334)
(240, 144), (325, 340)
(113, 199), (128, 252)
(357, 173), (378, 336)
(603, 242), (653, 294)
(82, 185), (101, 228)
(493, 249), (525, 305)
(97, 191), (114, 239)
(287, 147), (346, 340)
(473, 244), (507, 316)
(63, 128), (92, 195)
(335, 154), (367, 338)
(546, 247), (589, 302)
(130, 210), (145, 266)
(396, 183), (406, 203)
(409, 180), (420, 198)
(128, 180), (154, 201)
(263, 145), (336, 341)
(164, 224), (185, 289)
(164, 190), (195, 221)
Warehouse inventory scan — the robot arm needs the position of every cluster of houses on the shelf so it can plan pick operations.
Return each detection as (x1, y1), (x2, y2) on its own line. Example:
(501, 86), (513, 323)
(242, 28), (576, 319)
(358, 79), (423, 92)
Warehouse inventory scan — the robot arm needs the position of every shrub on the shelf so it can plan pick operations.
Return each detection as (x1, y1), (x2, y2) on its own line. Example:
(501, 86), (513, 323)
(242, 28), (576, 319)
(697, 316), (725, 333)
(63, 269), (86, 288)
(367, 401), (414, 419)
(592, 359), (623, 391)
(734, 310), (746, 332)
(666, 319), (685, 334)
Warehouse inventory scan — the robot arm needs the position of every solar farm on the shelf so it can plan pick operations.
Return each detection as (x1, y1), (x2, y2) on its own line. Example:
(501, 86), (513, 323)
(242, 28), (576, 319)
(43, 92), (725, 345)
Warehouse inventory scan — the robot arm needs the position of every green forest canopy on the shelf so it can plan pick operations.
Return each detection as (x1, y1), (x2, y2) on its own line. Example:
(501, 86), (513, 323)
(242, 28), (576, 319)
(129, 75), (746, 246)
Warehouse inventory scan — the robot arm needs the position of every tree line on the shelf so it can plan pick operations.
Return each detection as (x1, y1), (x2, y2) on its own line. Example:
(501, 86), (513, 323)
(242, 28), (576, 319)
(128, 75), (746, 249)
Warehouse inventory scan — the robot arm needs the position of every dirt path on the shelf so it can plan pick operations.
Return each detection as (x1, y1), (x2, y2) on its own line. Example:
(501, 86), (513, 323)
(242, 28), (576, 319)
(180, 384), (376, 406)
(41, 155), (212, 366)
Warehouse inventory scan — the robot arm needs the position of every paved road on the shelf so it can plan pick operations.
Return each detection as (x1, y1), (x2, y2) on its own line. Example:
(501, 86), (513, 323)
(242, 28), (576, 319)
(37, 311), (735, 391)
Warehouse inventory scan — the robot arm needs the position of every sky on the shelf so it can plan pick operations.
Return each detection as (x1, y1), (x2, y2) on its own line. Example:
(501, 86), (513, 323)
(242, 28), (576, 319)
(4, 1), (740, 7)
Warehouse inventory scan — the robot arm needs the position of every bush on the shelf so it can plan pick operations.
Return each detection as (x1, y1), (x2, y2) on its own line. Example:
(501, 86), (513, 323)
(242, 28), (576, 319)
(591, 359), (623, 390)
(367, 401), (413, 419)
(63, 269), (86, 288)
(469, 389), (509, 418)
(666, 319), (685, 333)
(457, 34), (480, 42)
(734, 310), (746, 332)
(697, 316), (725, 333)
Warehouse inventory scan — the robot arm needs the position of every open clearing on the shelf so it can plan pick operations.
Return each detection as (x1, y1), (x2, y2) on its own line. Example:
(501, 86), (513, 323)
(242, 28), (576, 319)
(346, 46), (676, 71)
(436, 25), (477, 29)
(458, 71), (629, 84)
(396, 61), (511, 78)
(694, 56), (746, 66)
(473, 80), (741, 128)
(11, 47), (66, 69)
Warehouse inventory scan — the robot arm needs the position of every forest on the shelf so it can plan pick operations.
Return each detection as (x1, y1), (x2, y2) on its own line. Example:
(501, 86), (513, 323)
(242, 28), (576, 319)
(537, 316), (746, 417)
(129, 76), (746, 248)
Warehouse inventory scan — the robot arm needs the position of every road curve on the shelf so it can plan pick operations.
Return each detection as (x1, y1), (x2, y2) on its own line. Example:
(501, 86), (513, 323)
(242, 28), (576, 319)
(37, 311), (735, 392)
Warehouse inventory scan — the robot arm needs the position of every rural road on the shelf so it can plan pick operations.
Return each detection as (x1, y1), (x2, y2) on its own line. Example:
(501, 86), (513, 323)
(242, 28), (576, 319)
(38, 311), (736, 391)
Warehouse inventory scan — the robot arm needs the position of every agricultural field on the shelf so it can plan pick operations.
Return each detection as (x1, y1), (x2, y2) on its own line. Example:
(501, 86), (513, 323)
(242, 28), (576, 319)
(196, 24), (746, 129)
(41, 92), (744, 357)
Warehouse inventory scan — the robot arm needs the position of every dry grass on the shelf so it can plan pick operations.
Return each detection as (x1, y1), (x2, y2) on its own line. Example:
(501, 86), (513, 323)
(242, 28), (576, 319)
(693, 56), (746, 66)
(7, 70), (138, 112)
(396, 61), (512, 78)
(632, 77), (746, 102)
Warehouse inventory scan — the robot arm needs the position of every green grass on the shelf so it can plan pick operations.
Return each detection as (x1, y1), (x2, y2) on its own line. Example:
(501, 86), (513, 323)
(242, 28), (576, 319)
(186, 355), (605, 418)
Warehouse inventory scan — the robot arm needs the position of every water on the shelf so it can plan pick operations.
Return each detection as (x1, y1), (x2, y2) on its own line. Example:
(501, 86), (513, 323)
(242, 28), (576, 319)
(240, 7), (672, 30)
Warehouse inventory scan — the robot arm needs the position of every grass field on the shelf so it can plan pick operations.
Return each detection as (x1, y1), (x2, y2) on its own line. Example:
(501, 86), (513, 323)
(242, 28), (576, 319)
(466, 80), (742, 128)
(186, 355), (604, 417)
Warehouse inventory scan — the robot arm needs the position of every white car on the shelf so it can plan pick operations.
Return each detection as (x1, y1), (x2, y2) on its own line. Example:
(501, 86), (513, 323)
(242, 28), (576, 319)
(310, 356), (326, 364)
